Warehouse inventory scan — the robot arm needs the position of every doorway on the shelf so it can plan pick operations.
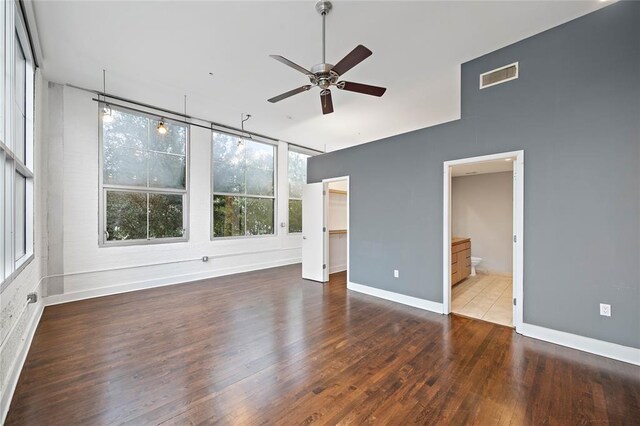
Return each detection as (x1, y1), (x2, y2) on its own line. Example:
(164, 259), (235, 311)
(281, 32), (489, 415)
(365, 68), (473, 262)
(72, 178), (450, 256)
(301, 176), (349, 284)
(443, 151), (524, 331)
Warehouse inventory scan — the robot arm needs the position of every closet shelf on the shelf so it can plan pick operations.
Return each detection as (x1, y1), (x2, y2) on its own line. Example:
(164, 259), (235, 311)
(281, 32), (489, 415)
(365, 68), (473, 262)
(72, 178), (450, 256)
(328, 189), (347, 195)
(329, 229), (348, 235)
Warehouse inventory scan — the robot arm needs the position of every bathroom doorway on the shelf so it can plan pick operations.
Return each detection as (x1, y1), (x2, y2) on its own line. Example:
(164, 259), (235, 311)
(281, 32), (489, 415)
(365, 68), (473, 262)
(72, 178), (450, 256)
(443, 151), (524, 331)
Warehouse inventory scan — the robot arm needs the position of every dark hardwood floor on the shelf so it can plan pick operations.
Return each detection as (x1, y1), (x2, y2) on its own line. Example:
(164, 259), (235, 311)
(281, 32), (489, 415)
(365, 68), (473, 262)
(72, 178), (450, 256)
(6, 264), (640, 424)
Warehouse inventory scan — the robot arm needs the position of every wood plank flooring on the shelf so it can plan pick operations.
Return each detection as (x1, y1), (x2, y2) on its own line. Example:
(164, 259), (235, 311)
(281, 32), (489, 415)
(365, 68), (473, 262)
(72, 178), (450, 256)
(6, 264), (640, 424)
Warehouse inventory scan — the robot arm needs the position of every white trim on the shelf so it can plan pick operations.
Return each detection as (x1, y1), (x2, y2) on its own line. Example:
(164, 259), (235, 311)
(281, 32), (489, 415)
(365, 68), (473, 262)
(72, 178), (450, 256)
(348, 281), (444, 314)
(513, 152), (524, 328)
(322, 176), (349, 285)
(1, 302), (44, 424)
(520, 323), (640, 366)
(20, 1), (45, 67)
(443, 150), (524, 332)
(44, 257), (301, 306)
(479, 61), (519, 89)
(329, 264), (347, 274)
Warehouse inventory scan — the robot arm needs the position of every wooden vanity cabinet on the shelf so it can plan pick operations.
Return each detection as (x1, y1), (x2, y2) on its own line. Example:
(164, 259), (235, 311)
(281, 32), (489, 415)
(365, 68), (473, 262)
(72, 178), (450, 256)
(451, 237), (471, 286)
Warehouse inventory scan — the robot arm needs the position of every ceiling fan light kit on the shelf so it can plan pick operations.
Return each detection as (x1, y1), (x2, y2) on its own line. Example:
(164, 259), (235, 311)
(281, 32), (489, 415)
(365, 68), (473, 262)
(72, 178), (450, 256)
(268, 0), (386, 115)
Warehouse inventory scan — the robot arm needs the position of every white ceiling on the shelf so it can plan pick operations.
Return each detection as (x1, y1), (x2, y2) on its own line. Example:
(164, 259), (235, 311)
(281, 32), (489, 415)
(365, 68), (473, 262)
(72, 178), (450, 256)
(32, 1), (608, 152)
(451, 159), (514, 177)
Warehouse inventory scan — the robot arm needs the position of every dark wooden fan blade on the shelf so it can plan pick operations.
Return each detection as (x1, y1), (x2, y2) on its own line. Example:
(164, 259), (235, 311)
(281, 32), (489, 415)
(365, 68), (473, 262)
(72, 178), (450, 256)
(331, 45), (372, 76)
(268, 85), (312, 103)
(337, 81), (386, 97)
(320, 89), (334, 115)
(269, 55), (313, 76)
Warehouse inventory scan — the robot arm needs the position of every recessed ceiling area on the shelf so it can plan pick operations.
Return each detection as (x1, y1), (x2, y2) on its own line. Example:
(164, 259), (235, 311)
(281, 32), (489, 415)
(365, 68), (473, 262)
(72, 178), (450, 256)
(32, 1), (606, 152)
(451, 159), (514, 177)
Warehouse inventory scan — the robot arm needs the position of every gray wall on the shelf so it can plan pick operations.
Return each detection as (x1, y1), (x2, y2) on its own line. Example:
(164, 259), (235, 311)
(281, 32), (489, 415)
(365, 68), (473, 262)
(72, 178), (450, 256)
(452, 172), (513, 275)
(308, 1), (640, 349)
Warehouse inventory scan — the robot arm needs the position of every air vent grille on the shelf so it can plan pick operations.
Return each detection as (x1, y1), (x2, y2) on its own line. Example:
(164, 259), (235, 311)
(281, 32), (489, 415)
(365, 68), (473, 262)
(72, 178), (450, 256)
(480, 62), (518, 89)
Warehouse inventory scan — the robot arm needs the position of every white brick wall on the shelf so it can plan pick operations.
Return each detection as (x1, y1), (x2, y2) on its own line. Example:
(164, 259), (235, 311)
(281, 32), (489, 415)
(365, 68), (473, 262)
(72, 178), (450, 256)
(51, 85), (303, 300)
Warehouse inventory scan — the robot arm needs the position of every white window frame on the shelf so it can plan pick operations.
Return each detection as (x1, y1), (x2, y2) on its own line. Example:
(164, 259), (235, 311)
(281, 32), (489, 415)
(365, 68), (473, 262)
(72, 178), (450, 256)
(210, 132), (278, 240)
(1, 0), (35, 291)
(98, 104), (190, 247)
(287, 146), (315, 234)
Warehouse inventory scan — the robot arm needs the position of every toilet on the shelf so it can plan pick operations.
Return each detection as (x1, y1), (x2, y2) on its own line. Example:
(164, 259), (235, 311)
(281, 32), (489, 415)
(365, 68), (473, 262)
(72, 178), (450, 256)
(470, 257), (482, 276)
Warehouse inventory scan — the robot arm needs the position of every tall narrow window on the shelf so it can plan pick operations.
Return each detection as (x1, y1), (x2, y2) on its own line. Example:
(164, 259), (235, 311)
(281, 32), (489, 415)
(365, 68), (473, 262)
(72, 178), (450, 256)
(14, 173), (26, 260)
(287, 149), (310, 233)
(1, 3), (35, 287)
(100, 106), (188, 245)
(212, 133), (276, 238)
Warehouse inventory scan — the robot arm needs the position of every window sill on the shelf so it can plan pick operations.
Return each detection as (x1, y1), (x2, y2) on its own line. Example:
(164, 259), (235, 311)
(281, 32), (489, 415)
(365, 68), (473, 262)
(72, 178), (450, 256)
(0, 253), (35, 293)
(100, 237), (189, 248)
(210, 233), (277, 242)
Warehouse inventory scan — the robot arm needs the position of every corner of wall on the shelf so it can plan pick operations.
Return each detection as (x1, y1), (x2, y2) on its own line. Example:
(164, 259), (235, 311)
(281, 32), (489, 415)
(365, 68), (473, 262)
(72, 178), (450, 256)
(0, 70), (51, 423)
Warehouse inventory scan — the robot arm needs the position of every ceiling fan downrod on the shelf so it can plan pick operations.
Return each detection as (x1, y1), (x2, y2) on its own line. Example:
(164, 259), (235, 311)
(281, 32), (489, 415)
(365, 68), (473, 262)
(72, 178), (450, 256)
(316, 1), (332, 64)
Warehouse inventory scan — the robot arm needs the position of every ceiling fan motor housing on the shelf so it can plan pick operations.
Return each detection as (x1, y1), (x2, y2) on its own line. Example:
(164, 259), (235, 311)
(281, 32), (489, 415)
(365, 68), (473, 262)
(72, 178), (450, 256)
(310, 63), (339, 89)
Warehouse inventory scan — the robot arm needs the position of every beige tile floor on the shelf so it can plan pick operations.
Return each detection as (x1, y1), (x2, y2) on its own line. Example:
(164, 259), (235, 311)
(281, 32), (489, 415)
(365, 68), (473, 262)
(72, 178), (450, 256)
(452, 274), (513, 327)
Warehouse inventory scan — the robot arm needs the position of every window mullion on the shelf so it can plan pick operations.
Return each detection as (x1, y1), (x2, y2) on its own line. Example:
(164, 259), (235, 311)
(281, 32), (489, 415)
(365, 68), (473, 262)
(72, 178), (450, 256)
(14, 159), (32, 178)
(146, 117), (150, 189)
(146, 192), (150, 240)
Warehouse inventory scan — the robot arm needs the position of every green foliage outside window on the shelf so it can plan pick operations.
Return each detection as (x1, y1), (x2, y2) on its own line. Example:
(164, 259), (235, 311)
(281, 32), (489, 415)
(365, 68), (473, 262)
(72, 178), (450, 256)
(212, 133), (275, 237)
(288, 150), (309, 233)
(102, 107), (187, 242)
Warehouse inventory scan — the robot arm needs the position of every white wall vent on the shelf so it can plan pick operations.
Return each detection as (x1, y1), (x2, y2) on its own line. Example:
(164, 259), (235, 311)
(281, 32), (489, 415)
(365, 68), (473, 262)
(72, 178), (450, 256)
(479, 62), (519, 89)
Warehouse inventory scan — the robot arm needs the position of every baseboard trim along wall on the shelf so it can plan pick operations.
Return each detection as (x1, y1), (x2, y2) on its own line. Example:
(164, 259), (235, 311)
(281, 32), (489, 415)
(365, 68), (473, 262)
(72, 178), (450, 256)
(519, 323), (640, 366)
(347, 281), (445, 314)
(45, 257), (302, 306)
(329, 264), (347, 274)
(1, 303), (44, 424)
(348, 281), (639, 366)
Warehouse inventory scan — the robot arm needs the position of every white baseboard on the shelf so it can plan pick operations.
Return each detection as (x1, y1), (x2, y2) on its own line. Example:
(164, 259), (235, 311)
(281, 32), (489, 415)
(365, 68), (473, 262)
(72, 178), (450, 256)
(519, 323), (640, 366)
(329, 264), (347, 274)
(477, 269), (511, 277)
(1, 302), (44, 424)
(347, 281), (638, 366)
(348, 281), (444, 314)
(45, 257), (301, 306)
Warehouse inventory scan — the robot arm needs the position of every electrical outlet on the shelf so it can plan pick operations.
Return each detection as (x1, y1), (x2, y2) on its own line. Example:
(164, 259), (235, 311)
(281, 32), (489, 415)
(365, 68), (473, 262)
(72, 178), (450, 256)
(394, 270), (399, 278)
(599, 303), (611, 317)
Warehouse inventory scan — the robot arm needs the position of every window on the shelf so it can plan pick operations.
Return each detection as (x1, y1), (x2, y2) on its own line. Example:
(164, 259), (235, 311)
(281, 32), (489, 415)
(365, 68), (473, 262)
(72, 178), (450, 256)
(1, 3), (35, 288)
(212, 133), (276, 238)
(287, 149), (310, 233)
(100, 106), (188, 245)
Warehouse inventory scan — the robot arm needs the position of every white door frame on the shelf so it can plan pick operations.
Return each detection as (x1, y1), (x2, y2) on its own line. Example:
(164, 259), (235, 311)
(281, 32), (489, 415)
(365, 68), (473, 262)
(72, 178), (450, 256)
(322, 176), (350, 284)
(442, 150), (524, 331)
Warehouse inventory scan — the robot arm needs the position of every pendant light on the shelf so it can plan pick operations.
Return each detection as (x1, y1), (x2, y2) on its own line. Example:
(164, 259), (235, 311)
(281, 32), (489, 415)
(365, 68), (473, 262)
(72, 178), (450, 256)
(101, 69), (114, 123)
(157, 119), (168, 135)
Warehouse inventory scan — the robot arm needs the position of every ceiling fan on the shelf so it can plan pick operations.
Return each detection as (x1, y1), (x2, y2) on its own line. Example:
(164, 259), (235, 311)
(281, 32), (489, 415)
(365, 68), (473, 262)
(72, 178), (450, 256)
(267, 0), (386, 115)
